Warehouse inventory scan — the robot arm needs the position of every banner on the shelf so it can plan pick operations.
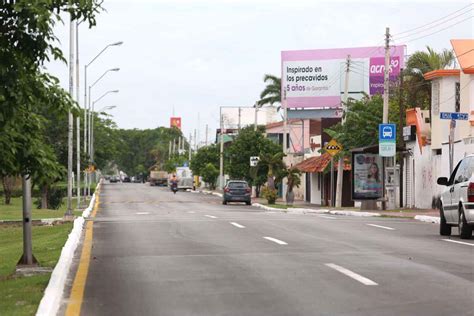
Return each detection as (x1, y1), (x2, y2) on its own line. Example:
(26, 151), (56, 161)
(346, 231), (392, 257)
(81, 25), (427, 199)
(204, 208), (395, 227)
(352, 153), (383, 200)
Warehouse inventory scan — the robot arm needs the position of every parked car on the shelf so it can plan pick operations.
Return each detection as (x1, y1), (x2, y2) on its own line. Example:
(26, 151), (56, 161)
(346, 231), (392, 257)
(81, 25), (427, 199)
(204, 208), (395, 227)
(110, 176), (119, 183)
(223, 180), (251, 205)
(123, 176), (131, 183)
(437, 155), (474, 239)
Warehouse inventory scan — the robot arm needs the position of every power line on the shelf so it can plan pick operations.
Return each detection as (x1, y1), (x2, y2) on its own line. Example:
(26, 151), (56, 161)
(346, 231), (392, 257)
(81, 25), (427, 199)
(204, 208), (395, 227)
(397, 15), (473, 44)
(393, 3), (473, 37)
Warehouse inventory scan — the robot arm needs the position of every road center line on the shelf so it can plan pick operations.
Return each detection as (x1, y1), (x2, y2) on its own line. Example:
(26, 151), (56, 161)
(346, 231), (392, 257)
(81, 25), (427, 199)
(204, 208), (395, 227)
(230, 222), (245, 228)
(187, 211), (195, 214)
(263, 237), (288, 245)
(441, 239), (474, 247)
(205, 215), (217, 219)
(367, 224), (395, 230)
(325, 263), (378, 286)
(136, 212), (150, 215)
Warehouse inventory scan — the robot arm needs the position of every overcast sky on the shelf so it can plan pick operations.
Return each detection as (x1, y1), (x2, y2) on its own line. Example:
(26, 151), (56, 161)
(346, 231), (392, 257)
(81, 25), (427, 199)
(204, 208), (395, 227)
(47, 0), (473, 143)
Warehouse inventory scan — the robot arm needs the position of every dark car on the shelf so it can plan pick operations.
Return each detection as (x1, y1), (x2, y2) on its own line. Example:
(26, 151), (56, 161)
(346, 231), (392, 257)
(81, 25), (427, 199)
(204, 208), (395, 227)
(123, 176), (131, 183)
(223, 180), (251, 205)
(110, 176), (119, 183)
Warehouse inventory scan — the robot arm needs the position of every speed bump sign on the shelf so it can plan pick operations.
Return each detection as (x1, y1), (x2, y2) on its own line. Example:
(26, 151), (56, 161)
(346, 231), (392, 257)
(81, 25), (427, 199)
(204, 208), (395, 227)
(324, 139), (343, 156)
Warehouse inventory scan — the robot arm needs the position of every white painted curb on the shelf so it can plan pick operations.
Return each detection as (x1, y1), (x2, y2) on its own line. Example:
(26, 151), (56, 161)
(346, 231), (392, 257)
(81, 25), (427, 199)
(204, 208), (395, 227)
(414, 215), (440, 224)
(36, 182), (101, 316)
(252, 203), (381, 217)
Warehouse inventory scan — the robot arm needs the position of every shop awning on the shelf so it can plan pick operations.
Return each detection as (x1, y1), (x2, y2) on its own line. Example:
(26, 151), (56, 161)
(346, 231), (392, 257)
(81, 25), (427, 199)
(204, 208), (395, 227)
(294, 153), (351, 173)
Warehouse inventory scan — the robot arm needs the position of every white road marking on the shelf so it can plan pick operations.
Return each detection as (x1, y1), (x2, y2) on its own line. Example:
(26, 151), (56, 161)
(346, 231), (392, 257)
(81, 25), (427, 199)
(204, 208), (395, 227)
(136, 212), (150, 215)
(325, 263), (378, 286)
(366, 224), (395, 231)
(205, 215), (217, 219)
(442, 239), (474, 247)
(230, 222), (245, 228)
(317, 215), (337, 220)
(187, 211), (195, 214)
(263, 237), (288, 245)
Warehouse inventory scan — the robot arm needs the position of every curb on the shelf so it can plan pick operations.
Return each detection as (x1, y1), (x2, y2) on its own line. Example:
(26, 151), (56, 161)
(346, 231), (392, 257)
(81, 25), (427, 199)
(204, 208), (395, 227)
(252, 203), (381, 217)
(414, 215), (440, 224)
(36, 182), (101, 316)
(189, 189), (223, 198)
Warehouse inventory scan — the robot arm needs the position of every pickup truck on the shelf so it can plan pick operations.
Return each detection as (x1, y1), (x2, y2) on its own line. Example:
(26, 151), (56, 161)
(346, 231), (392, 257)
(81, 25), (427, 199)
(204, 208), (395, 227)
(149, 170), (169, 186)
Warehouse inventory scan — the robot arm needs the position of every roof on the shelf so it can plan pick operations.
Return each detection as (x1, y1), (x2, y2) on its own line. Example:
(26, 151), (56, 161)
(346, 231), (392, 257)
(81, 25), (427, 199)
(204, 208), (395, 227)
(451, 39), (474, 74)
(265, 119), (300, 130)
(423, 69), (460, 80)
(294, 152), (351, 173)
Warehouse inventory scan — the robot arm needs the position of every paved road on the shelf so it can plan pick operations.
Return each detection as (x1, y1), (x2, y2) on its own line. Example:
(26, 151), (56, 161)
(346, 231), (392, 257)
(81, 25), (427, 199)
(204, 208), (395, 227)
(61, 183), (474, 316)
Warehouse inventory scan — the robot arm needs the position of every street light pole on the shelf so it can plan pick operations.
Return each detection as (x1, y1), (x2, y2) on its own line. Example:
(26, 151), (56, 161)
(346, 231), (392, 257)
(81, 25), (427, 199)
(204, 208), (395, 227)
(66, 16), (75, 217)
(75, 20), (81, 208)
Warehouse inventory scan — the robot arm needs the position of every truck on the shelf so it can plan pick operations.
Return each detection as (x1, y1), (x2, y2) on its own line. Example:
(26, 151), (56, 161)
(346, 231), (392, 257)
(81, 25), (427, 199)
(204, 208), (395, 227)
(149, 170), (169, 186)
(173, 167), (194, 190)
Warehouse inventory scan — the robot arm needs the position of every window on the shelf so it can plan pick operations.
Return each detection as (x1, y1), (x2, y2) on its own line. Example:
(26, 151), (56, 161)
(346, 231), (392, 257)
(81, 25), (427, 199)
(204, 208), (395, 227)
(454, 157), (474, 184)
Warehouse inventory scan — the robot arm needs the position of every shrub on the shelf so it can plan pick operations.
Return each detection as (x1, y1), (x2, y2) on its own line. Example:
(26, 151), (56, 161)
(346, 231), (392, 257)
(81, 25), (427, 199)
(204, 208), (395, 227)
(261, 186), (277, 204)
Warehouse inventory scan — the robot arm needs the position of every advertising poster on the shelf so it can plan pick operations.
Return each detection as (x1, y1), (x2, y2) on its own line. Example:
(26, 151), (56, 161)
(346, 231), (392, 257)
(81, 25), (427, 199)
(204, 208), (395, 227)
(281, 45), (405, 108)
(352, 153), (383, 200)
(170, 117), (182, 129)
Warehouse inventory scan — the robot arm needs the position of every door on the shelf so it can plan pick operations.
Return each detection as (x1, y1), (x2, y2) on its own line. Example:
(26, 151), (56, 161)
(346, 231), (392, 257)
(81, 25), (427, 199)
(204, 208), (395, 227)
(445, 160), (464, 223)
(305, 173), (311, 202)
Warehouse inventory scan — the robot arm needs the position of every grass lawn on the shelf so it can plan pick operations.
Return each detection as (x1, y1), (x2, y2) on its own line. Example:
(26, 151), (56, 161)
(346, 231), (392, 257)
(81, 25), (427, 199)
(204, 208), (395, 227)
(266, 203), (294, 210)
(0, 197), (86, 221)
(0, 223), (73, 315)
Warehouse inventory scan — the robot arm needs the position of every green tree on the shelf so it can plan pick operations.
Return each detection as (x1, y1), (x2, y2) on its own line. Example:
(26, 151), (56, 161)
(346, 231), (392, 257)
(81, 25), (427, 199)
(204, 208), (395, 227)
(201, 163), (219, 190)
(190, 144), (220, 176)
(258, 152), (286, 190)
(258, 74), (281, 106)
(405, 46), (455, 109)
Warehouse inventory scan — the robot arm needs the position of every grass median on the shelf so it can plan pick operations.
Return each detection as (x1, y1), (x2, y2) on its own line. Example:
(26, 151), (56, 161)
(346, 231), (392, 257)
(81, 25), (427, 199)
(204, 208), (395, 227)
(0, 223), (73, 316)
(0, 197), (84, 221)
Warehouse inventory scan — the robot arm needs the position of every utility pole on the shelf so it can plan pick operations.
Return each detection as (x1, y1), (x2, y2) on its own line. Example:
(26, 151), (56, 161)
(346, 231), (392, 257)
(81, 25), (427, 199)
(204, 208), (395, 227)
(398, 68), (405, 208)
(382, 27), (391, 210)
(283, 90), (288, 153)
(169, 140), (172, 159)
(254, 103), (258, 131)
(75, 21), (81, 208)
(172, 138), (176, 156)
(335, 55), (351, 208)
(238, 107), (242, 131)
(66, 16), (74, 217)
(178, 137), (182, 155)
(189, 133), (192, 161)
(219, 107), (225, 189)
(205, 124), (208, 146)
(194, 129), (197, 151)
(18, 176), (37, 266)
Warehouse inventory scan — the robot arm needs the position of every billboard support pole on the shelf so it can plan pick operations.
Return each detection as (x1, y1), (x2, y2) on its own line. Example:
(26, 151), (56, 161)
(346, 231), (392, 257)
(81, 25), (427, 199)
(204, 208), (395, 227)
(219, 107), (225, 189)
(335, 55), (351, 208)
(382, 27), (391, 210)
(283, 90), (287, 154)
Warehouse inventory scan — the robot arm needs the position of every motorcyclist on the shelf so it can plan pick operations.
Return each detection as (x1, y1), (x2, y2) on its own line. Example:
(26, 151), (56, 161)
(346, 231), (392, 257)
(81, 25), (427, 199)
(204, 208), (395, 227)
(170, 174), (178, 193)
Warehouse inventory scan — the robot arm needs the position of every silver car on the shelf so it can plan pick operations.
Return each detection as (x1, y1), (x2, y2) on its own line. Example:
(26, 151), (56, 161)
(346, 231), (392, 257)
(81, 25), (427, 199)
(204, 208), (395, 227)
(437, 155), (474, 239)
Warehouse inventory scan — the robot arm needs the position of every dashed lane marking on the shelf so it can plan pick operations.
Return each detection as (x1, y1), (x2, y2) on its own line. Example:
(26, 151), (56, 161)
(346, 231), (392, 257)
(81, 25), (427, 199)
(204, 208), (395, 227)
(317, 215), (337, 220)
(366, 224), (395, 230)
(441, 239), (474, 247)
(263, 237), (288, 245)
(136, 212), (150, 215)
(230, 222), (245, 228)
(325, 263), (378, 286)
(205, 215), (217, 219)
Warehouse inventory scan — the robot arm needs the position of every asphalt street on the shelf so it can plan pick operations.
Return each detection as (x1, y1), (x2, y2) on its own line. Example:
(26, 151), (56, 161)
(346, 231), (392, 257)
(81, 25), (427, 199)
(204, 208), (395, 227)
(61, 183), (474, 316)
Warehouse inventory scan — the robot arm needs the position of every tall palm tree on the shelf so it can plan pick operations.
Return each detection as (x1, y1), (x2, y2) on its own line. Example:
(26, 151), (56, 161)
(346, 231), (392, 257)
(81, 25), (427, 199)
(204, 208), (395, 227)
(258, 74), (281, 106)
(405, 46), (455, 109)
(259, 152), (286, 190)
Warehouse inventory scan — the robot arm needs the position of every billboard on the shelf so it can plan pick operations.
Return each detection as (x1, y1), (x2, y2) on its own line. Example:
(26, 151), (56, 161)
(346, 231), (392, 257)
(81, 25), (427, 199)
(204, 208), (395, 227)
(352, 152), (383, 200)
(281, 45), (405, 108)
(170, 117), (182, 129)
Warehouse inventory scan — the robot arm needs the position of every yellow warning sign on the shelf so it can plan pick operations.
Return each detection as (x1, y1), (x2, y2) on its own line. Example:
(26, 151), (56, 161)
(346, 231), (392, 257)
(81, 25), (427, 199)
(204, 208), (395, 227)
(324, 139), (343, 156)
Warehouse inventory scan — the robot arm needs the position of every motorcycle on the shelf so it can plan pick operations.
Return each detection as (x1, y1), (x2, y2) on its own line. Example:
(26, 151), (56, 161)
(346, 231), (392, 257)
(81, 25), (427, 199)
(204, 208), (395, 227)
(170, 181), (178, 194)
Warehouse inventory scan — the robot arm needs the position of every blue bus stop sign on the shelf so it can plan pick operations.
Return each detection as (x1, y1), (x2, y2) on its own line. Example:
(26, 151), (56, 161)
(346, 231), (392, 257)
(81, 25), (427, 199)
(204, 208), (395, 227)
(379, 124), (396, 157)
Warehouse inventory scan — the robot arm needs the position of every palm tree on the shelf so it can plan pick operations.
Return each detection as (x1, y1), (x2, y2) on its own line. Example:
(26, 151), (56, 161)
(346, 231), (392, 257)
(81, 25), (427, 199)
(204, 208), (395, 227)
(258, 74), (281, 106)
(259, 152), (286, 190)
(285, 167), (301, 205)
(405, 46), (455, 109)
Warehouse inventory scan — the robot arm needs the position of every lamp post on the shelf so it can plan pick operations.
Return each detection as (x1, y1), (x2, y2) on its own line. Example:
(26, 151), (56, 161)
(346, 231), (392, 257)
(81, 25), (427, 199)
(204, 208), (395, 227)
(83, 41), (122, 196)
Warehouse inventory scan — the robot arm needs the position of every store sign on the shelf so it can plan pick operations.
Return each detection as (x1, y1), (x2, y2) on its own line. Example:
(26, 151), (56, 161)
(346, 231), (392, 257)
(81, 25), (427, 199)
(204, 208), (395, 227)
(352, 153), (383, 200)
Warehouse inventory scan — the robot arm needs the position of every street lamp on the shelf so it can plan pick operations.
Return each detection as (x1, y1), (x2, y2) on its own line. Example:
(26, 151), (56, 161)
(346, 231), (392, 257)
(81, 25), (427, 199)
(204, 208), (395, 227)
(97, 105), (117, 113)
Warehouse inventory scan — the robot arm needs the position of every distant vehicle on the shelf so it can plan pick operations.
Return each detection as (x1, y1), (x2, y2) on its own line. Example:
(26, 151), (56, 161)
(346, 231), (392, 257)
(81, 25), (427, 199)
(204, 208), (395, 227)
(437, 155), (474, 239)
(223, 180), (251, 205)
(131, 176), (136, 182)
(149, 170), (169, 186)
(104, 175), (111, 180)
(110, 176), (119, 183)
(174, 167), (193, 190)
(133, 176), (143, 183)
(123, 176), (131, 183)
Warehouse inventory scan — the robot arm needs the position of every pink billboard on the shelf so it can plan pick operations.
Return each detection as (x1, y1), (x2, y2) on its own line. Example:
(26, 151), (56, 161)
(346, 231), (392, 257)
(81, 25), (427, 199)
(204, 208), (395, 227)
(281, 46), (405, 108)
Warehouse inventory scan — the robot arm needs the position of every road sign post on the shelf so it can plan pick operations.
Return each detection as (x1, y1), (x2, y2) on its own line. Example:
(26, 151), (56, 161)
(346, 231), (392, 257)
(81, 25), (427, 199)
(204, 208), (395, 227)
(440, 112), (468, 174)
(324, 139), (343, 207)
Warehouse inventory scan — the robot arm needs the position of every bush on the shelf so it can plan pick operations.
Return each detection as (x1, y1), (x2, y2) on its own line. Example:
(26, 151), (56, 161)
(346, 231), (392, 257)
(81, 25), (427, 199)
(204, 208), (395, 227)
(261, 186), (277, 205)
(34, 187), (65, 210)
(201, 163), (219, 190)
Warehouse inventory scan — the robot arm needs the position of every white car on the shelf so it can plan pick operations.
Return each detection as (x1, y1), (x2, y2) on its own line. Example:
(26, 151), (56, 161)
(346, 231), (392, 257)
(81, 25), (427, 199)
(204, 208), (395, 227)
(437, 155), (474, 239)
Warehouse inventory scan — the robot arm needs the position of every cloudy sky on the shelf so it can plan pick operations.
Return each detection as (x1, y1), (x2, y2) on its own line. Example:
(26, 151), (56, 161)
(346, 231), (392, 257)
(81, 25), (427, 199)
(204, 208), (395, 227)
(47, 0), (473, 143)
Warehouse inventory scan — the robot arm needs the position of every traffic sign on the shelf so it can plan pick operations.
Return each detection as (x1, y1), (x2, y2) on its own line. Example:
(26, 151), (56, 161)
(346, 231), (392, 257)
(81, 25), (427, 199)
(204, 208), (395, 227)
(250, 156), (260, 167)
(324, 139), (343, 156)
(440, 112), (468, 120)
(379, 124), (396, 157)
